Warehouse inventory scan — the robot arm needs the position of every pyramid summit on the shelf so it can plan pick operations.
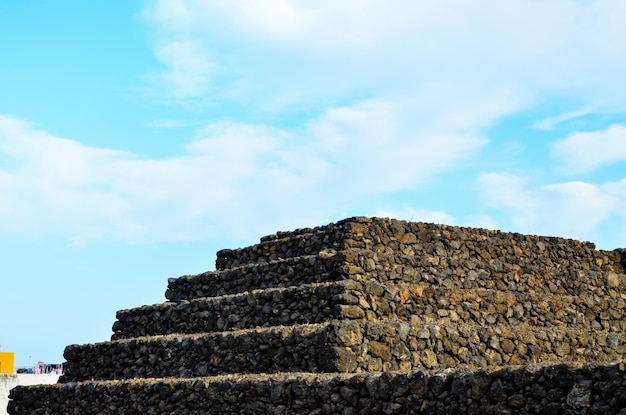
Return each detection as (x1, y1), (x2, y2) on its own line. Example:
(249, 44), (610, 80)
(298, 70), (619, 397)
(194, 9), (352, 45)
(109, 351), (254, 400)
(9, 217), (626, 414)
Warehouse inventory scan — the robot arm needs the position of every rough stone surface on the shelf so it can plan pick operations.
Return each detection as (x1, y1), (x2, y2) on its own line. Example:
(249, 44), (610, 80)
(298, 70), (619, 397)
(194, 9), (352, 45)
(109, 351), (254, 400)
(8, 217), (626, 414)
(115, 280), (626, 341)
(10, 364), (626, 414)
(64, 320), (626, 382)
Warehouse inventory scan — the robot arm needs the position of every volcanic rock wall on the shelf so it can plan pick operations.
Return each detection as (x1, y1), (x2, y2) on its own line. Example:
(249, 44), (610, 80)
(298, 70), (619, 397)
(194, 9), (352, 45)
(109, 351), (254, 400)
(9, 364), (626, 414)
(8, 217), (626, 414)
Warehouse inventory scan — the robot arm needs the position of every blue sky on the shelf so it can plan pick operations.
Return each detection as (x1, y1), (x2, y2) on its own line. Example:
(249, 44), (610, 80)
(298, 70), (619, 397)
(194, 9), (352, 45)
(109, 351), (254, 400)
(1, 0), (626, 366)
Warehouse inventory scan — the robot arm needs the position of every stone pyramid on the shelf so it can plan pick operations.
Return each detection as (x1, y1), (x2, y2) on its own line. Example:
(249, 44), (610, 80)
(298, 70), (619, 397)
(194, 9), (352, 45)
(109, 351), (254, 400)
(9, 217), (626, 414)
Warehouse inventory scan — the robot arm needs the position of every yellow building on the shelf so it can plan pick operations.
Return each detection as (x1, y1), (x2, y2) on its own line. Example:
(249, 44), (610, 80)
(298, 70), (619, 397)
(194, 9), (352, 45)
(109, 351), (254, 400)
(0, 352), (14, 374)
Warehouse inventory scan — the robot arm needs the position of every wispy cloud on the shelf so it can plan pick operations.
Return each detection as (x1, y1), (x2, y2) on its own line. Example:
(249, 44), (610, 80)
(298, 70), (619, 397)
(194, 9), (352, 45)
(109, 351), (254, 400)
(0, 111), (486, 244)
(552, 124), (626, 173)
(375, 208), (455, 225)
(140, 0), (626, 113)
(5, 1), (626, 248)
(150, 39), (214, 99)
(531, 107), (595, 131)
(478, 172), (623, 244)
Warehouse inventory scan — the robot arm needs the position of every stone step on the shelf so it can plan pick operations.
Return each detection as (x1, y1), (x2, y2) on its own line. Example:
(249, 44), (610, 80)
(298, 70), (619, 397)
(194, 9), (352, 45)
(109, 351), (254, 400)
(64, 323), (331, 382)
(215, 221), (344, 270)
(393, 285), (626, 333)
(169, 246), (626, 303)
(114, 282), (352, 339)
(214, 217), (624, 275)
(166, 252), (346, 301)
(63, 320), (626, 382)
(348, 248), (626, 297)
(10, 362), (626, 414)
(347, 218), (623, 273)
(115, 281), (626, 340)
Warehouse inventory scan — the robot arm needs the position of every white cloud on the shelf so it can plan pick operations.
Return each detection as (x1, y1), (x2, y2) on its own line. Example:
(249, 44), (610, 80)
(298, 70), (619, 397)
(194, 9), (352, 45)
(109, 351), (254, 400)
(375, 208), (455, 225)
(478, 172), (621, 243)
(531, 107), (595, 131)
(140, 0), (626, 111)
(303, 98), (490, 194)
(151, 39), (214, 99)
(465, 215), (499, 230)
(552, 124), (626, 173)
(0, 111), (485, 244)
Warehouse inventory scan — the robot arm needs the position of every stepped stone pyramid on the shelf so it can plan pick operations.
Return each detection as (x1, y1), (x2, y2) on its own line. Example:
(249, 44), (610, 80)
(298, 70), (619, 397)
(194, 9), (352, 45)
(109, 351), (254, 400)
(9, 217), (626, 414)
